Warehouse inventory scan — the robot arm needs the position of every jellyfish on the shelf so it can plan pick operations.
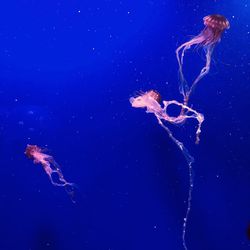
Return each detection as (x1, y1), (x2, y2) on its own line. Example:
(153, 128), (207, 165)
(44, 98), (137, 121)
(25, 144), (76, 203)
(176, 14), (230, 105)
(130, 90), (205, 250)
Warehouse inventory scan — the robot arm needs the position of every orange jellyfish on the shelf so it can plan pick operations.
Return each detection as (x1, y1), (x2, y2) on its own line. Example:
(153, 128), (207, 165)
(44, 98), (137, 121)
(176, 14), (230, 105)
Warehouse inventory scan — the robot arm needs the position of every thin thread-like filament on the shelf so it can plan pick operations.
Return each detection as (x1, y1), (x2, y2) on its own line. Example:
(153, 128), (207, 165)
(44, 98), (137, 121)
(185, 45), (214, 104)
(158, 120), (193, 250)
(176, 37), (205, 98)
(176, 35), (215, 106)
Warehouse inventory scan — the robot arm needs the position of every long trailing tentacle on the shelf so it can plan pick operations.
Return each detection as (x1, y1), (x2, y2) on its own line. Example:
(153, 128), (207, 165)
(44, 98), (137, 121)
(184, 44), (214, 106)
(176, 43), (190, 98)
(47, 158), (77, 203)
(190, 44), (214, 93)
(157, 118), (194, 250)
(176, 37), (205, 98)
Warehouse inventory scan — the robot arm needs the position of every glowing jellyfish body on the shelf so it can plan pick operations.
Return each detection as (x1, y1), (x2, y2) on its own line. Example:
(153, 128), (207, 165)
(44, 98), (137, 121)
(176, 14), (230, 105)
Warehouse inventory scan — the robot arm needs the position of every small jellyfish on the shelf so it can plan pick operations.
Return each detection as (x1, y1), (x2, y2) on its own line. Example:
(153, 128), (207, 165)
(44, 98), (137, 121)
(25, 144), (76, 202)
(176, 14), (230, 105)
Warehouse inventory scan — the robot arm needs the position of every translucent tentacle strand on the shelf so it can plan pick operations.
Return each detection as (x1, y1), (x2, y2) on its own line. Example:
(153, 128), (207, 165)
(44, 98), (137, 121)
(157, 119), (194, 250)
(183, 44), (214, 106)
(176, 37), (205, 98)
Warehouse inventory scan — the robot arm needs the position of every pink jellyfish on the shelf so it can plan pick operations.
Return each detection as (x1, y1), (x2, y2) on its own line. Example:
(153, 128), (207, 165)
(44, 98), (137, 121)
(130, 90), (204, 250)
(176, 14), (230, 105)
(25, 144), (76, 202)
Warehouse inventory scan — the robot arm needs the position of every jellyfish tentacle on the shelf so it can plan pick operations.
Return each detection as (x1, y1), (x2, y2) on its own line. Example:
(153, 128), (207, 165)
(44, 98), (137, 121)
(157, 118), (194, 250)
(192, 45), (214, 87)
(182, 160), (194, 250)
(184, 45), (214, 106)
(49, 172), (66, 187)
(176, 36), (206, 98)
(48, 158), (75, 187)
(176, 42), (191, 97)
(157, 117), (194, 164)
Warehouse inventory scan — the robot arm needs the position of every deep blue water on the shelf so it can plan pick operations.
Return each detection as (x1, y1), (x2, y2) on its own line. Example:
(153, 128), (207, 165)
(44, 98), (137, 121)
(0, 1), (250, 250)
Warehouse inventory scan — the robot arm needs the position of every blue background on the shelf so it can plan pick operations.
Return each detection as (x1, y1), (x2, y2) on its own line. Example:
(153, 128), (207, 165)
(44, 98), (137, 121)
(0, 1), (249, 250)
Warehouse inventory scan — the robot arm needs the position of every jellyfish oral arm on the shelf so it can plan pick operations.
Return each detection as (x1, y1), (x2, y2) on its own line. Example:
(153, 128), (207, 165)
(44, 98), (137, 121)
(156, 118), (194, 250)
(31, 152), (73, 187)
(176, 36), (206, 98)
(161, 100), (204, 144)
(176, 37), (204, 68)
(188, 45), (214, 98)
(155, 112), (195, 250)
(41, 161), (65, 187)
(47, 158), (73, 187)
(157, 117), (194, 163)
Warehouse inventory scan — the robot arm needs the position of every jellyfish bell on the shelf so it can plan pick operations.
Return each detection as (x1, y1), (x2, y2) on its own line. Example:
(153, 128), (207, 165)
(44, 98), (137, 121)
(25, 144), (35, 158)
(203, 14), (230, 31)
(130, 90), (161, 108)
(147, 90), (161, 103)
(25, 144), (41, 158)
(201, 14), (230, 45)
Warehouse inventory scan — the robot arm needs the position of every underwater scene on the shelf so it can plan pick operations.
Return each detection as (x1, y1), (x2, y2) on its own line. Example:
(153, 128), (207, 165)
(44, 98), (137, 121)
(0, 1), (250, 250)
